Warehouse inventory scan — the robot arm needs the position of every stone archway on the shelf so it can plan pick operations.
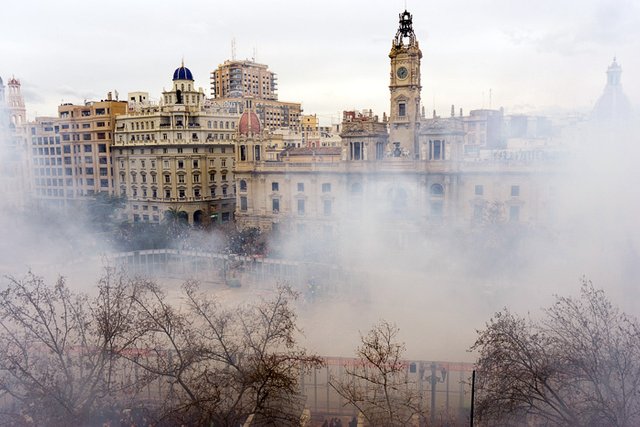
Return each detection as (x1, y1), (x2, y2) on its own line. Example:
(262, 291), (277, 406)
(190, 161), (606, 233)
(193, 210), (204, 225)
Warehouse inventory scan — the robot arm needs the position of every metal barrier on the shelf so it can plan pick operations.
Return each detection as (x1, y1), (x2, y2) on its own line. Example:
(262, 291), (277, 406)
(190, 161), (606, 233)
(305, 357), (474, 425)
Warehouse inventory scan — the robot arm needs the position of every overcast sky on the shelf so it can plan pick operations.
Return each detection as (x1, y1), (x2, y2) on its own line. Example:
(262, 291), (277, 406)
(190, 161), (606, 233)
(2, 0), (638, 124)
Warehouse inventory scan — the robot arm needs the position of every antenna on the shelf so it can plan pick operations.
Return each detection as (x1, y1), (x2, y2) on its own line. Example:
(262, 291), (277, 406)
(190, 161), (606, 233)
(231, 38), (236, 60)
(252, 47), (256, 62)
(489, 88), (492, 109)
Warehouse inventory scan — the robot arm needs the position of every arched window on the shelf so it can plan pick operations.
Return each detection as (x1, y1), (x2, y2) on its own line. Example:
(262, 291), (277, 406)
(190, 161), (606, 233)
(239, 180), (247, 192)
(430, 183), (444, 196)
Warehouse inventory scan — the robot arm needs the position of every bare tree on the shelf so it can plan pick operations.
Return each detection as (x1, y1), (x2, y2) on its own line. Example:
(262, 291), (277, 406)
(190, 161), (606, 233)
(0, 270), (320, 426)
(330, 320), (425, 427)
(471, 279), (640, 426)
(123, 280), (322, 426)
(0, 269), (139, 426)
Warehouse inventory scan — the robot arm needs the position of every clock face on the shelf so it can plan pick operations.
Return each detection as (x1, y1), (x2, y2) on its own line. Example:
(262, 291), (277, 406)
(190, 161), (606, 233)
(396, 66), (408, 80)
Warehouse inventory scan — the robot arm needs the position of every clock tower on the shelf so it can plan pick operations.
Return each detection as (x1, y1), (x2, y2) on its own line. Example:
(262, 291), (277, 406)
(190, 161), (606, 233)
(389, 10), (422, 158)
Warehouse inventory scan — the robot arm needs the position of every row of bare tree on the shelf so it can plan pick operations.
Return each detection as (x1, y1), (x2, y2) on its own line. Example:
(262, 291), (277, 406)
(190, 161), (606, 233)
(0, 270), (322, 426)
(0, 270), (431, 427)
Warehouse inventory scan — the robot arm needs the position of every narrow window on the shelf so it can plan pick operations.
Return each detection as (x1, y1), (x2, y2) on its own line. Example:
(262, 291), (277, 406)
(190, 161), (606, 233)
(323, 199), (332, 216)
(398, 102), (406, 117)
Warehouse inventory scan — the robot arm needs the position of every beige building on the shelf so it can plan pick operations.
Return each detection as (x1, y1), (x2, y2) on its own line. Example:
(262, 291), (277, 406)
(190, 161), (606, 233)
(211, 59), (277, 101)
(213, 97), (302, 131)
(233, 10), (561, 236)
(298, 114), (342, 148)
(269, 115), (341, 150)
(113, 65), (237, 225)
(27, 95), (127, 207)
(210, 58), (302, 130)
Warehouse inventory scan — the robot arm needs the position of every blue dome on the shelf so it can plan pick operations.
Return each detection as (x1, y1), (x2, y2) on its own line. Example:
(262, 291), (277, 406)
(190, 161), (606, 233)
(173, 66), (194, 81)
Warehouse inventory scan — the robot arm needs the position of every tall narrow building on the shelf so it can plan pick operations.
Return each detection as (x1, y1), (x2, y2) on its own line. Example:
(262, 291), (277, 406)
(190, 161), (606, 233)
(0, 77), (29, 210)
(6, 77), (26, 129)
(388, 10), (422, 157)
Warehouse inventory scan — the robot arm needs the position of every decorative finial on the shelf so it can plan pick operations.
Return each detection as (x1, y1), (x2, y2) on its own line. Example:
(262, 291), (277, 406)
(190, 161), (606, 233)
(181, 57), (184, 67)
(394, 8), (416, 47)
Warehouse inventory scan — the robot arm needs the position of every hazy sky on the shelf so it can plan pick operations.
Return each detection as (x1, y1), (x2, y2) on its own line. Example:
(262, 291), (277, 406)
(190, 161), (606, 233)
(2, 0), (638, 124)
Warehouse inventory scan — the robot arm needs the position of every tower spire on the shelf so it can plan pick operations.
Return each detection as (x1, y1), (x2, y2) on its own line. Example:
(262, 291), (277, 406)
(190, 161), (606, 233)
(394, 9), (417, 47)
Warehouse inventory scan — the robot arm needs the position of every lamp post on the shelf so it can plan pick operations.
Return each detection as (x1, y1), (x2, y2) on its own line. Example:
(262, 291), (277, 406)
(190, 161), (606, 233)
(422, 362), (447, 426)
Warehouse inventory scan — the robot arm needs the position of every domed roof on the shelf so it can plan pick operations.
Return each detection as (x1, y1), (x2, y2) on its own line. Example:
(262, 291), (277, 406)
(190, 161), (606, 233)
(173, 65), (194, 81)
(592, 57), (632, 122)
(238, 110), (262, 136)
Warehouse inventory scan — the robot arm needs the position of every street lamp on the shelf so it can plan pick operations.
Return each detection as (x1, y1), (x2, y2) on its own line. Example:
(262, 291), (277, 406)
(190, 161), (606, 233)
(420, 362), (447, 425)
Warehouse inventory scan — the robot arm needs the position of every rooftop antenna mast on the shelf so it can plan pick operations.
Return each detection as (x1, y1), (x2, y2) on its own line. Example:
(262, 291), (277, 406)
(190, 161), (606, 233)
(252, 47), (257, 62)
(231, 38), (236, 60)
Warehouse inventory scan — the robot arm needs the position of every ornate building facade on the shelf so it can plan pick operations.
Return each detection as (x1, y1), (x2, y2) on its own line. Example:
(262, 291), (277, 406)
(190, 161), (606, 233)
(113, 65), (237, 225)
(233, 10), (561, 237)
